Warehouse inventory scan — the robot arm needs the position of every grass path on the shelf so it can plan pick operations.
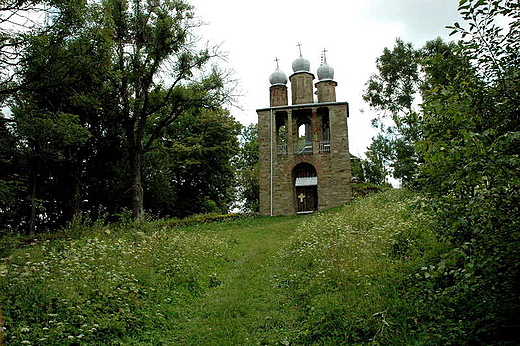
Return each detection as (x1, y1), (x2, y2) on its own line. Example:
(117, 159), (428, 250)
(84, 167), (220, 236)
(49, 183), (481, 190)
(165, 216), (304, 345)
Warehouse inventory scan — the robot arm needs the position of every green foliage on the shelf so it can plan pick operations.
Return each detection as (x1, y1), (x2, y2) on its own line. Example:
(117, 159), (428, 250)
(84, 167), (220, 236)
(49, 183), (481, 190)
(100, 0), (231, 219)
(0, 0), (239, 232)
(1, 1), (117, 233)
(364, 39), (420, 116)
(379, 1), (520, 344)
(2, 190), (449, 345)
(0, 116), (19, 194)
(275, 189), (446, 345)
(14, 109), (91, 159)
(0, 218), (233, 345)
(144, 108), (241, 218)
(234, 123), (260, 212)
(360, 4), (519, 340)
(362, 134), (391, 185)
(363, 39), (423, 186)
(349, 153), (364, 181)
(412, 1), (520, 341)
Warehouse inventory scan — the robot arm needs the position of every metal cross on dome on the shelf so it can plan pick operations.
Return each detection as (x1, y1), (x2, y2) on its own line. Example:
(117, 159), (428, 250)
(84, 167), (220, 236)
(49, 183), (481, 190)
(297, 42), (303, 56)
(274, 57), (280, 69)
(321, 48), (328, 64)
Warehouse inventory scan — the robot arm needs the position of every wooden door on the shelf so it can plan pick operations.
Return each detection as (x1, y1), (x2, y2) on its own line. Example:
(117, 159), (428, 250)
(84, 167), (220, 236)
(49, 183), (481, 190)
(296, 186), (317, 213)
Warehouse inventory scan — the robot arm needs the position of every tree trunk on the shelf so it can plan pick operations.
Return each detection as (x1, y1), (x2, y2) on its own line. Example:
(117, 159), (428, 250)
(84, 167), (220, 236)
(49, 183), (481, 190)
(129, 147), (144, 219)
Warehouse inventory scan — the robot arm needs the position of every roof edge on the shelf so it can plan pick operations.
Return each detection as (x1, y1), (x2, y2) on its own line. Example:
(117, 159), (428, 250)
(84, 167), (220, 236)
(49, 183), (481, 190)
(256, 101), (349, 113)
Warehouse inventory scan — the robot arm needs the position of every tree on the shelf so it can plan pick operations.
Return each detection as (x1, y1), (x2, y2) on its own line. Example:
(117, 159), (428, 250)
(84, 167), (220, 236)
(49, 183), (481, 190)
(0, 0), (90, 93)
(0, 110), (23, 232)
(398, 1), (519, 343)
(144, 107), (241, 218)
(5, 1), (105, 234)
(349, 154), (364, 182)
(419, 0), (519, 228)
(363, 38), (422, 187)
(12, 107), (91, 235)
(361, 134), (390, 185)
(364, 2), (519, 340)
(102, 0), (230, 219)
(0, 0), (238, 232)
(0, 0), (43, 91)
(234, 123), (259, 212)
(363, 37), (481, 187)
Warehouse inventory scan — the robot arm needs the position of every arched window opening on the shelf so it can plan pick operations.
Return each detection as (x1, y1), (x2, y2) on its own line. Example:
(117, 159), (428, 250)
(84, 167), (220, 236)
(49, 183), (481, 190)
(275, 112), (288, 155)
(295, 118), (312, 154)
(321, 111), (330, 153)
(277, 125), (287, 154)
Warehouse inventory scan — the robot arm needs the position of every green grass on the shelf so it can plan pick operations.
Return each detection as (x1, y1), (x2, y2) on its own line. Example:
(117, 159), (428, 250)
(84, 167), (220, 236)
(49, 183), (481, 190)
(162, 216), (303, 345)
(0, 190), (447, 345)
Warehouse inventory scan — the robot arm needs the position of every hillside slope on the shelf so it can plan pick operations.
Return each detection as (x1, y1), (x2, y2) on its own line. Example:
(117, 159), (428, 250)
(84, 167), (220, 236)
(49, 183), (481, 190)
(1, 190), (445, 345)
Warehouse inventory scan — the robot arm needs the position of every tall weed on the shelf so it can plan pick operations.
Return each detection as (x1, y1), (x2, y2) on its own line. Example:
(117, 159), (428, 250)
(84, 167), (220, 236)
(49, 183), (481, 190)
(0, 222), (230, 345)
(275, 189), (446, 344)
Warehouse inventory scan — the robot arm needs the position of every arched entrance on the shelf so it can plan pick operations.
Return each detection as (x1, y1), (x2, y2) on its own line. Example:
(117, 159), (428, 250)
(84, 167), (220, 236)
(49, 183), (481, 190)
(292, 163), (318, 214)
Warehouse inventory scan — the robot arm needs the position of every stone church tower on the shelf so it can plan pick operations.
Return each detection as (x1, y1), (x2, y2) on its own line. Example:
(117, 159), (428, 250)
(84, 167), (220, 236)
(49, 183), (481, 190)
(257, 49), (352, 215)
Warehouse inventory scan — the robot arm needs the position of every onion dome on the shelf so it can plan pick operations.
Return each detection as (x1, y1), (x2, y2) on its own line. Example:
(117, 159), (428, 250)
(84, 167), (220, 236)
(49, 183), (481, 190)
(292, 55), (311, 73)
(317, 51), (334, 81)
(269, 67), (288, 86)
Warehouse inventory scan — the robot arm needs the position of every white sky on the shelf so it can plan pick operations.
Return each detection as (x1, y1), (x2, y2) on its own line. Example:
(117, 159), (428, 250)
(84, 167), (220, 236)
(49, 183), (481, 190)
(190, 0), (462, 157)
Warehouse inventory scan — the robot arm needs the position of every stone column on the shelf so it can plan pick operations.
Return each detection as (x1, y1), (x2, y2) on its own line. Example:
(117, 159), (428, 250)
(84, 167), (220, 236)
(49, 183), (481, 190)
(290, 72), (314, 105)
(316, 109), (323, 142)
(315, 80), (337, 103)
(257, 109), (272, 215)
(287, 109), (294, 156)
(312, 108), (319, 154)
(270, 85), (288, 107)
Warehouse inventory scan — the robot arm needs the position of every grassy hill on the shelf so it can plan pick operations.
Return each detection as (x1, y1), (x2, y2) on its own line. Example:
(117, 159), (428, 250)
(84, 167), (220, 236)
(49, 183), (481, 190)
(0, 190), (452, 345)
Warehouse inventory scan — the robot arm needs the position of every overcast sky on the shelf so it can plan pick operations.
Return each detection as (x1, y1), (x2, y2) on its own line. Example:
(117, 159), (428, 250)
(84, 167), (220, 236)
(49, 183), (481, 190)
(190, 0), (462, 157)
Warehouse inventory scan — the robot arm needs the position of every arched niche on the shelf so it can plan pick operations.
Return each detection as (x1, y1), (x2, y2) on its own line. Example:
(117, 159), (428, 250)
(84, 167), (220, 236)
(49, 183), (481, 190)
(295, 115), (312, 154)
(275, 112), (288, 154)
(319, 108), (331, 153)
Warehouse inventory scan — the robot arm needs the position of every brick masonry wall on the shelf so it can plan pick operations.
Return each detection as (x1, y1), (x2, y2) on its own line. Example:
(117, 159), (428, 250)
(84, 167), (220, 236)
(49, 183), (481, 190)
(289, 72), (314, 105)
(270, 85), (288, 107)
(257, 103), (352, 215)
(316, 80), (337, 103)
